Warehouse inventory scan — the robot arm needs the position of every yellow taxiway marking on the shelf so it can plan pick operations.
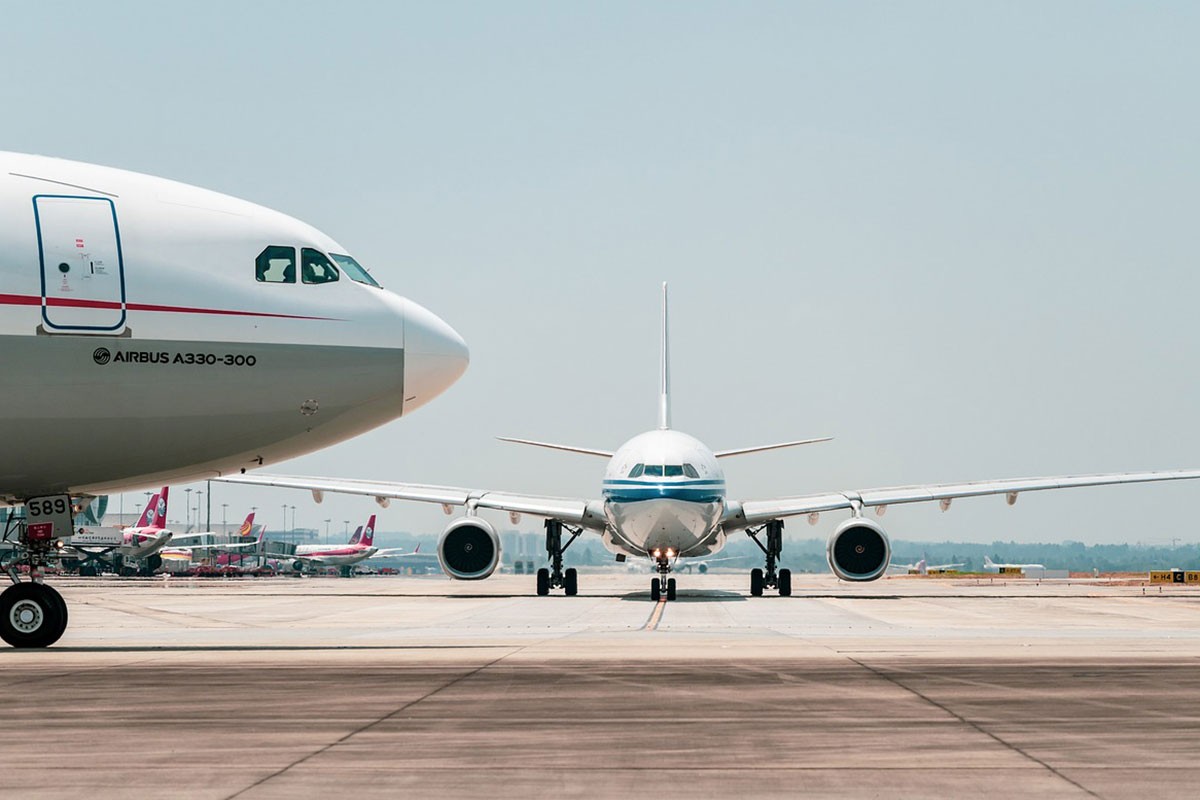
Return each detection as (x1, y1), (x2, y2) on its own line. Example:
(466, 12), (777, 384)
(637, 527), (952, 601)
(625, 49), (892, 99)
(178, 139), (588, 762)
(643, 599), (667, 631)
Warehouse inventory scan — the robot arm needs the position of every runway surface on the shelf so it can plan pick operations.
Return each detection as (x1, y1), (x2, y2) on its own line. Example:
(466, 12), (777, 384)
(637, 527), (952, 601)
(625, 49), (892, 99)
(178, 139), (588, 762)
(4, 572), (1200, 799)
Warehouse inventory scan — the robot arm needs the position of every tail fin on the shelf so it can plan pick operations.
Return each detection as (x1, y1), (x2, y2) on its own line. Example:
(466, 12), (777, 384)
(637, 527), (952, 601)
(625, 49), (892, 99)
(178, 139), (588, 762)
(238, 512), (256, 538)
(658, 282), (671, 430)
(361, 515), (376, 547)
(151, 487), (169, 529)
(348, 526), (363, 545)
(984, 556), (995, 567)
(133, 493), (159, 528)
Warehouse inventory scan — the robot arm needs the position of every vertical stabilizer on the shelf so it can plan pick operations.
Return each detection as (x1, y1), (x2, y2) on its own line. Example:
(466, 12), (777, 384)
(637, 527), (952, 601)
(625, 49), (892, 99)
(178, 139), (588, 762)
(133, 493), (159, 528)
(362, 515), (376, 547)
(238, 513), (256, 538)
(151, 487), (169, 529)
(658, 282), (671, 430)
(348, 526), (363, 545)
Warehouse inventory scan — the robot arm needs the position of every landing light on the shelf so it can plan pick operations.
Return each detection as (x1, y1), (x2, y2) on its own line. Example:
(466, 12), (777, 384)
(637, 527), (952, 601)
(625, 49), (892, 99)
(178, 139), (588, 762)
(666, 548), (675, 558)
(652, 549), (662, 558)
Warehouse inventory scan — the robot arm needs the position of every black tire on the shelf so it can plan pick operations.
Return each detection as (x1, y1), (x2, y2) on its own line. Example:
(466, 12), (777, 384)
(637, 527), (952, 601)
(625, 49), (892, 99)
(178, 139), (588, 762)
(564, 568), (578, 596)
(536, 568), (550, 596)
(778, 568), (792, 597)
(750, 568), (764, 597)
(42, 585), (69, 635)
(146, 554), (163, 573)
(650, 577), (661, 601)
(1, 583), (67, 648)
(666, 578), (677, 601)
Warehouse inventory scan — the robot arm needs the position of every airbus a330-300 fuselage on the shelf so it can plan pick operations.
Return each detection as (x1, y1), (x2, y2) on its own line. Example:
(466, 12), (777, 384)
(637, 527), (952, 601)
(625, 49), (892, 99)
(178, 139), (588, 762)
(0, 152), (469, 647)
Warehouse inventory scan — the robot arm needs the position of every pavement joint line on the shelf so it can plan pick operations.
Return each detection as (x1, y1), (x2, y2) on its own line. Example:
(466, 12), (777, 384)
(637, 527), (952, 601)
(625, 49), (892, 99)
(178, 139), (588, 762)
(846, 656), (1103, 800)
(0, 655), (161, 690)
(221, 648), (522, 800)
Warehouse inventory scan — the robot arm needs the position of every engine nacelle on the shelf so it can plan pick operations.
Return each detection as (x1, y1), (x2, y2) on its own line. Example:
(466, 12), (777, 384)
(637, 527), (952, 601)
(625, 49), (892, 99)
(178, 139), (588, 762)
(438, 517), (501, 580)
(826, 518), (890, 582)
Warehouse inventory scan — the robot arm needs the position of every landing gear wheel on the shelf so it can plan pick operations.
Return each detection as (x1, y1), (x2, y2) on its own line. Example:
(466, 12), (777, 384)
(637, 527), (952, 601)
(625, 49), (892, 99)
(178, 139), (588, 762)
(650, 577), (661, 601)
(1, 583), (67, 648)
(564, 568), (578, 596)
(750, 568), (764, 597)
(778, 568), (792, 597)
(43, 585), (68, 630)
(536, 568), (550, 596)
(666, 578), (677, 601)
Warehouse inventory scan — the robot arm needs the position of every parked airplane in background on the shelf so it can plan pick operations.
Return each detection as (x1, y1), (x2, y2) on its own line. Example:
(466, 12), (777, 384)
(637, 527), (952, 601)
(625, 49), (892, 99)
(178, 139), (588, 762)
(889, 558), (966, 575)
(159, 511), (259, 565)
(69, 487), (174, 576)
(222, 284), (1200, 602)
(291, 514), (380, 576)
(983, 555), (1045, 574)
(0, 152), (468, 647)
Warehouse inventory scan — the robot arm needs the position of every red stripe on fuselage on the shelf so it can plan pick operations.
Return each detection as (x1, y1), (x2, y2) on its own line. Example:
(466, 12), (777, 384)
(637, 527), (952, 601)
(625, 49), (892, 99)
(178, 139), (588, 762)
(0, 292), (339, 321)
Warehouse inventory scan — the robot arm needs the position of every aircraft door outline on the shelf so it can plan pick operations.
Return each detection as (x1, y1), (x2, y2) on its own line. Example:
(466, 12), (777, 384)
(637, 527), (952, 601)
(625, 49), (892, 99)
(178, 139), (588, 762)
(34, 194), (128, 332)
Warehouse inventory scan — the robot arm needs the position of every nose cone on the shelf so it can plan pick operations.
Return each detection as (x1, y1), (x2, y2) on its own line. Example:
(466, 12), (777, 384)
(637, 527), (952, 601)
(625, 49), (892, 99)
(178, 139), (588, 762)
(403, 299), (469, 414)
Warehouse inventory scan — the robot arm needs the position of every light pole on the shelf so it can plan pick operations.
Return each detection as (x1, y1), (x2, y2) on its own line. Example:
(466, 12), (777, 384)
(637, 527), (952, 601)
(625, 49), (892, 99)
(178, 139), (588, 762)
(324, 519), (331, 545)
(195, 491), (204, 531)
(289, 505), (296, 543)
(343, 520), (349, 541)
(281, 504), (287, 541)
(222, 503), (228, 533)
(185, 488), (193, 529)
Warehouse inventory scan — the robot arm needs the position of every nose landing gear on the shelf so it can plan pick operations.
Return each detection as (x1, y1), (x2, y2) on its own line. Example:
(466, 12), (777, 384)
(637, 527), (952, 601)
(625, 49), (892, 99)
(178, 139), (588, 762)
(650, 553), (677, 601)
(2, 514), (69, 648)
(746, 519), (792, 597)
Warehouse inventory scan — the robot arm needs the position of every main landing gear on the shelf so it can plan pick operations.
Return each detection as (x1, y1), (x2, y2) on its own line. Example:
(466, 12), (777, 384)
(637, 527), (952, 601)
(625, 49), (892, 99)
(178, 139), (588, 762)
(536, 520), (582, 596)
(746, 519), (792, 597)
(1, 516), (69, 648)
(649, 553), (677, 602)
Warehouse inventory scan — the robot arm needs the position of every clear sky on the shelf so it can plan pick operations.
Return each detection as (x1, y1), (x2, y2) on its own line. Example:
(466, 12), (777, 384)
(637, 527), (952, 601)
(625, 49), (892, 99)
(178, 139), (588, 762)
(4, 2), (1199, 545)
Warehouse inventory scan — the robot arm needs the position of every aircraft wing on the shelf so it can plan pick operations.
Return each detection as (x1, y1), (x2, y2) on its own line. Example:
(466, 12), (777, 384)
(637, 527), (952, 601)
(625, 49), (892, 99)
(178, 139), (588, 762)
(728, 469), (1200, 528)
(216, 474), (602, 528)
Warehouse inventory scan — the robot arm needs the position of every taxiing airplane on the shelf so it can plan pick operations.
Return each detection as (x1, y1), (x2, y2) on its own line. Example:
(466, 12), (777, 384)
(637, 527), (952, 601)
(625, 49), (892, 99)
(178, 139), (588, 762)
(159, 511), (261, 566)
(982, 555), (1045, 574)
(221, 284), (1200, 602)
(0, 152), (468, 647)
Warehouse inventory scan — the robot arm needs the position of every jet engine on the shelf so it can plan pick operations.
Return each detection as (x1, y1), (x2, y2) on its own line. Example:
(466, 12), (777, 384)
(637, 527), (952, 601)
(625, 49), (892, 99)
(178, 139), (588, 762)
(826, 517), (890, 581)
(438, 517), (501, 580)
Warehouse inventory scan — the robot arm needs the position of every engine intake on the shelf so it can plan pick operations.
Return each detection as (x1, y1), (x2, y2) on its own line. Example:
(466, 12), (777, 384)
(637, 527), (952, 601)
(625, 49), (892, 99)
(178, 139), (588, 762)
(438, 517), (501, 580)
(827, 518), (890, 581)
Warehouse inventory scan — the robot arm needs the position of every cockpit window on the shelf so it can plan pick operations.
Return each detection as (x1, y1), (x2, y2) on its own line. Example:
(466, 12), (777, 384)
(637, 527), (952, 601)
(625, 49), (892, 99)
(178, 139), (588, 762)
(643, 465), (663, 477)
(301, 248), (340, 284)
(663, 465), (684, 477)
(628, 464), (645, 478)
(329, 253), (381, 288)
(255, 246), (296, 283)
(683, 463), (699, 478)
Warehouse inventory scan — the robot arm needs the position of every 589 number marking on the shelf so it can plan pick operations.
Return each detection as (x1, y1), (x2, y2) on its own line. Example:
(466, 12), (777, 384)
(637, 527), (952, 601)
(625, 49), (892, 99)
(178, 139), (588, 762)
(27, 496), (70, 518)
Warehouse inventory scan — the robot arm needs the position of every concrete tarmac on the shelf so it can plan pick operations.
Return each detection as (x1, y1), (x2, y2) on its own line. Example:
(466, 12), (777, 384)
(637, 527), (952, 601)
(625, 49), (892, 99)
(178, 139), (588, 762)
(4, 572), (1200, 799)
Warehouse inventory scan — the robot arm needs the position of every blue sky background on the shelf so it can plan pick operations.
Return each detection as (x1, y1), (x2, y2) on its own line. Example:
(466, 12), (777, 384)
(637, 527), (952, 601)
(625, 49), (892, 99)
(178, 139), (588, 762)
(4, 2), (1200, 544)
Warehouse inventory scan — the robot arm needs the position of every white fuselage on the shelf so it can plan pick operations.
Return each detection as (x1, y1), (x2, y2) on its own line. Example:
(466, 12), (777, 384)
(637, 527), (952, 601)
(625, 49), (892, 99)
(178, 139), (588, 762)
(293, 542), (378, 567)
(0, 152), (468, 503)
(599, 430), (727, 559)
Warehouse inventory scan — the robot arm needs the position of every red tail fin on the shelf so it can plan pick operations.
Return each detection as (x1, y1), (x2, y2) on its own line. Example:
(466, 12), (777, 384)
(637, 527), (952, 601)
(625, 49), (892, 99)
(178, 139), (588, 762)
(361, 515), (376, 547)
(133, 493), (159, 528)
(238, 512), (256, 538)
(151, 487), (169, 529)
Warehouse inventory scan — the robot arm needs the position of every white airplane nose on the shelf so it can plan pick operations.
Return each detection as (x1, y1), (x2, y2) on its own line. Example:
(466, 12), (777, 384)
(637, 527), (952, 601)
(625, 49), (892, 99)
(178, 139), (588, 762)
(403, 299), (469, 414)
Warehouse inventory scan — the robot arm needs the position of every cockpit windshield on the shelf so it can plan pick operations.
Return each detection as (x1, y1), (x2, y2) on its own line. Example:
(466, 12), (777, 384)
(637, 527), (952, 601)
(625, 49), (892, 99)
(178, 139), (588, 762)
(631, 464), (699, 478)
(329, 253), (382, 288)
